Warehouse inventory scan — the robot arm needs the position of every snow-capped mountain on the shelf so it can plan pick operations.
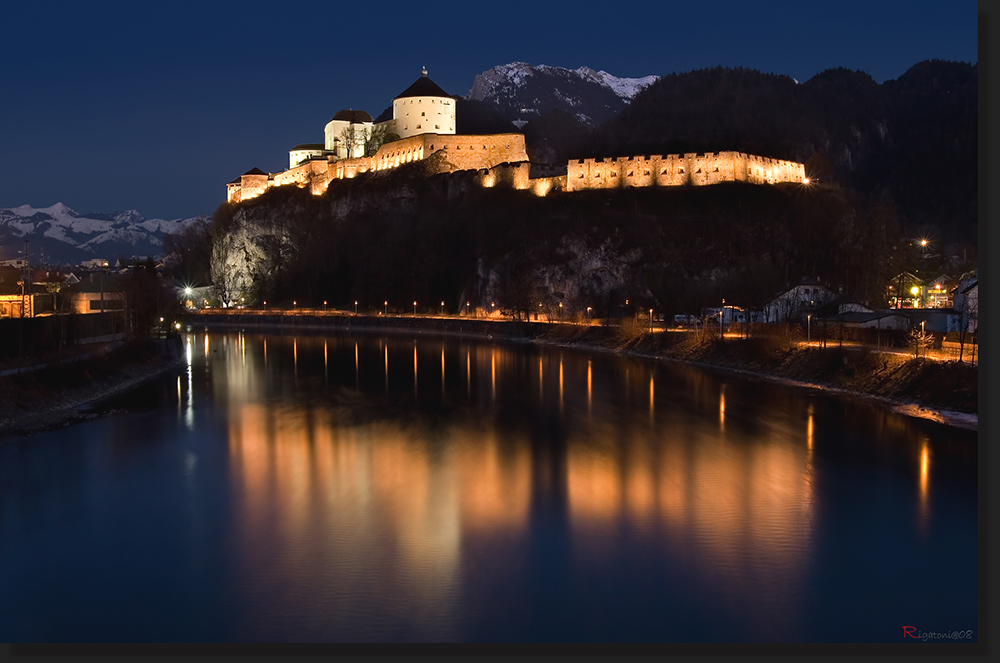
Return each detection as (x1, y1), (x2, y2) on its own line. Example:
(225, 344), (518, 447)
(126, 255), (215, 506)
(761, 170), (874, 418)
(466, 62), (658, 127)
(0, 203), (208, 266)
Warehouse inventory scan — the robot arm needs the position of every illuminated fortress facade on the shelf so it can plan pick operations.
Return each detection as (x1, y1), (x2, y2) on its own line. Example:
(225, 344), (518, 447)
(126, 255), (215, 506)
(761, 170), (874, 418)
(226, 69), (806, 204)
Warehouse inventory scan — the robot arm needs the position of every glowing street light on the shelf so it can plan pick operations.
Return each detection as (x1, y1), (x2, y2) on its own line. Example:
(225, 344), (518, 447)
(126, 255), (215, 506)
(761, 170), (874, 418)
(413, 300), (417, 316)
(649, 308), (653, 332)
(323, 300), (327, 311)
(807, 313), (811, 343)
(384, 300), (388, 316)
(802, 177), (811, 185)
(355, 300), (358, 314)
(293, 300), (297, 309)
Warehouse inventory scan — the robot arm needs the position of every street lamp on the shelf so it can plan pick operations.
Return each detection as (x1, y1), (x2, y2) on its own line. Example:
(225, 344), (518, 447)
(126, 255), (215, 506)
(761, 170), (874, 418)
(413, 300), (417, 316)
(355, 300), (358, 314)
(587, 306), (592, 319)
(293, 300), (296, 310)
(649, 308), (653, 332)
(384, 300), (388, 316)
(807, 313), (811, 343)
(558, 302), (563, 320)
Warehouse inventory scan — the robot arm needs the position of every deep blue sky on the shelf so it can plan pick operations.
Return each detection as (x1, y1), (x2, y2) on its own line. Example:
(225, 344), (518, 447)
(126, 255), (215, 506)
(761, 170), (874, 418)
(0, 0), (977, 220)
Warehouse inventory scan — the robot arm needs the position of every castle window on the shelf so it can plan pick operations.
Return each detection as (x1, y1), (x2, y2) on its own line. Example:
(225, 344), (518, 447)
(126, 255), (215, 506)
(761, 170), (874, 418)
(416, 125), (421, 129)
(611, 171), (616, 177)
(644, 170), (650, 176)
(595, 172), (601, 177)
(696, 168), (701, 173)
(661, 169), (668, 174)
(578, 174), (584, 178)
(627, 171), (633, 177)
(679, 168), (684, 173)
(714, 167), (719, 172)
(435, 125), (439, 129)
(421, 112), (425, 116)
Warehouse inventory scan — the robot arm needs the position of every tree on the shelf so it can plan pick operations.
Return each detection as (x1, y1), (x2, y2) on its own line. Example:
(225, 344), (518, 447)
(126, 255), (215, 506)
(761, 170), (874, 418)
(362, 124), (398, 156)
(162, 216), (213, 286)
(339, 125), (364, 159)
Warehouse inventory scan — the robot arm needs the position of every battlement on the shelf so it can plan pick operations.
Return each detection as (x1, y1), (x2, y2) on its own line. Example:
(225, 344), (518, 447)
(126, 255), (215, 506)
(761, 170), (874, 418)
(565, 151), (805, 191)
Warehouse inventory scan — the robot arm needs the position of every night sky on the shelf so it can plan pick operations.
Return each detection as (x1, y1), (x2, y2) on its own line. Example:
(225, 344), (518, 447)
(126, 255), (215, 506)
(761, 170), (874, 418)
(0, 0), (977, 221)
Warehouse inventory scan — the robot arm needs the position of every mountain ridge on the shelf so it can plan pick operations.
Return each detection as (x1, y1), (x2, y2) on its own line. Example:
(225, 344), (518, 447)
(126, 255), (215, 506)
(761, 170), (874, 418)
(0, 204), (208, 266)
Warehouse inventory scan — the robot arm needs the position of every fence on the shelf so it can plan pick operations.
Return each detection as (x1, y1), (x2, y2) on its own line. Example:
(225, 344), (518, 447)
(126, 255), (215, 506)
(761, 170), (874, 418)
(0, 313), (122, 362)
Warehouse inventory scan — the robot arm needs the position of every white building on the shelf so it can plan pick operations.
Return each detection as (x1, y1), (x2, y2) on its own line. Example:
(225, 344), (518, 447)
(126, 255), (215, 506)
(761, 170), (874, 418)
(761, 278), (839, 323)
(287, 69), (456, 169)
(324, 110), (374, 159)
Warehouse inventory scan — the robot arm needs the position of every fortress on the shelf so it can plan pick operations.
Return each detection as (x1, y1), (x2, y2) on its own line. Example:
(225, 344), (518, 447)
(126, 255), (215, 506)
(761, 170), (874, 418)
(226, 69), (806, 204)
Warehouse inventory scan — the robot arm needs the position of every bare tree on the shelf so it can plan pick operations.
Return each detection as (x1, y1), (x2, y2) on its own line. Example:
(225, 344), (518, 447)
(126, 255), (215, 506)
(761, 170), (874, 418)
(339, 125), (363, 159)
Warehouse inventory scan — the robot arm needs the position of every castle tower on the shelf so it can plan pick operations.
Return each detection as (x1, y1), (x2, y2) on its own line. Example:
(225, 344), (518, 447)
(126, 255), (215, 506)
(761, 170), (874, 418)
(391, 67), (455, 139)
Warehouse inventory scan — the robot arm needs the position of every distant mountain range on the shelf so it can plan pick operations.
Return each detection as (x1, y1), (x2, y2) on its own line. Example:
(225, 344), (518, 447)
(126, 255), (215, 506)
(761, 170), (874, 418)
(465, 62), (657, 127)
(0, 203), (206, 266)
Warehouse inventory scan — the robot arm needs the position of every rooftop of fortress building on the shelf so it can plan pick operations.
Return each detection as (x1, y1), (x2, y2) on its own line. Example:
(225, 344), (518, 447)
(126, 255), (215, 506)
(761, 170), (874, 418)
(330, 110), (373, 123)
(243, 167), (267, 176)
(291, 143), (325, 151)
(394, 68), (450, 99)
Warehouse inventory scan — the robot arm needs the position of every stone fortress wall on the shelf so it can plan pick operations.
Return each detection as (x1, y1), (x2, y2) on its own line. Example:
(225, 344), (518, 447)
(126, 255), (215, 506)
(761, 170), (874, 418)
(564, 152), (805, 191)
(229, 133), (531, 203)
(228, 145), (806, 204)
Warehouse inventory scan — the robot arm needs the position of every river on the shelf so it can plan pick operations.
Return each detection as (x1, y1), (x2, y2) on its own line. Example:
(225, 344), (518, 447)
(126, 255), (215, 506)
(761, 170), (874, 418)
(0, 328), (978, 643)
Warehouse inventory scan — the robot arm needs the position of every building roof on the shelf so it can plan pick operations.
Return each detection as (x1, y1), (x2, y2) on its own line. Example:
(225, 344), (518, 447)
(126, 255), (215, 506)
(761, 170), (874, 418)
(394, 69), (450, 100)
(243, 167), (267, 176)
(330, 110), (373, 124)
(290, 143), (325, 151)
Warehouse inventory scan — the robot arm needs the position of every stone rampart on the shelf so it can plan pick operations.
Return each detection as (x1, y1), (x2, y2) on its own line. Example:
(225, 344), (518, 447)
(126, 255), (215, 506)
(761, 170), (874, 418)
(227, 144), (803, 203)
(565, 151), (805, 191)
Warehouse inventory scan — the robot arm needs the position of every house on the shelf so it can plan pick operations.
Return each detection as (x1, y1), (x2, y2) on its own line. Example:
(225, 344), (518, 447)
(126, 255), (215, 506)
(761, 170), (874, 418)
(951, 275), (978, 333)
(760, 277), (839, 323)
(64, 272), (126, 314)
(886, 271), (923, 308)
(895, 308), (960, 333)
(816, 310), (912, 330)
(924, 274), (957, 308)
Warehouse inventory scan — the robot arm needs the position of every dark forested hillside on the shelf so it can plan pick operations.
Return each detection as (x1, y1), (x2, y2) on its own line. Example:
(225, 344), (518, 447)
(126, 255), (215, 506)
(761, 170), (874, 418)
(211, 163), (901, 318)
(579, 61), (977, 248)
(210, 60), (976, 316)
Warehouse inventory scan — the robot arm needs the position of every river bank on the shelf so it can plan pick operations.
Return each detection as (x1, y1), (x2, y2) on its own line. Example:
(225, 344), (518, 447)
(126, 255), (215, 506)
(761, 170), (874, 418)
(188, 311), (978, 430)
(0, 337), (184, 437)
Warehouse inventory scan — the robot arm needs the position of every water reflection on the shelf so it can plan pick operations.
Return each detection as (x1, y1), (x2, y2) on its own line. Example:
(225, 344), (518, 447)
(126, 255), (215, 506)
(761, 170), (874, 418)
(197, 331), (835, 634)
(1, 329), (969, 642)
